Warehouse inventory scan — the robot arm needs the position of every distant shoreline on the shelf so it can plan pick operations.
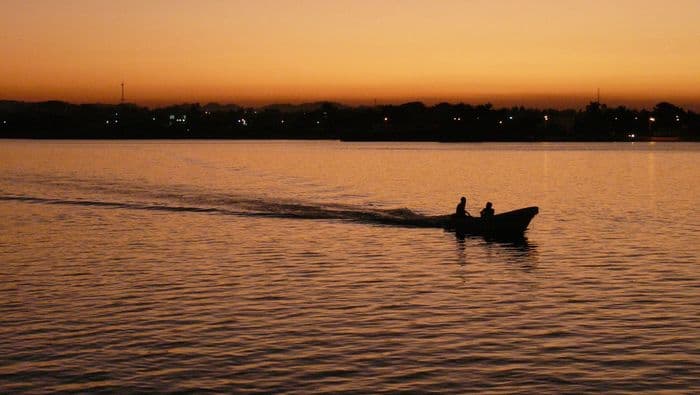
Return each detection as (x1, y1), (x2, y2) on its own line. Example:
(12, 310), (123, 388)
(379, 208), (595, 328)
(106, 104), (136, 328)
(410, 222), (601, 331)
(2, 138), (697, 143)
(1, 100), (698, 141)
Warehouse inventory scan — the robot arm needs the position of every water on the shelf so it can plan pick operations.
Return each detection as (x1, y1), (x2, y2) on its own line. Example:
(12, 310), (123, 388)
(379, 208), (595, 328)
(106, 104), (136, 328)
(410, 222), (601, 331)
(1, 140), (699, 393)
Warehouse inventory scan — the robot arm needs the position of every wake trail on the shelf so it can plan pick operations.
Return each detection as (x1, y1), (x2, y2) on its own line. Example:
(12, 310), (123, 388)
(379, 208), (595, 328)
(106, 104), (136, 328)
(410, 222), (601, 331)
(0, 194), (448, 228)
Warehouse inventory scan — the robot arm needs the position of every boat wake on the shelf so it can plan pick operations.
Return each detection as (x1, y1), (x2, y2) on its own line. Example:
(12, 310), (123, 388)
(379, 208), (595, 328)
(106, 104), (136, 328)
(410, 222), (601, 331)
(0, 194), (447, 229)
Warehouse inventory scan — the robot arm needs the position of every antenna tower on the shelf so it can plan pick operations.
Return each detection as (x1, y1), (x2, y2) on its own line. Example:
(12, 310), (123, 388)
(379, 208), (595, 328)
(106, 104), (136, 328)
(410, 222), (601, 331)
(121, 81), (125, 104)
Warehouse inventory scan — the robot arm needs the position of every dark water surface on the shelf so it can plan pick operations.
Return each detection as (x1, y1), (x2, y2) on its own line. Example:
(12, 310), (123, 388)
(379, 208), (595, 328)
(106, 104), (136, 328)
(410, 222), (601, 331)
(1, 140), (699, 393)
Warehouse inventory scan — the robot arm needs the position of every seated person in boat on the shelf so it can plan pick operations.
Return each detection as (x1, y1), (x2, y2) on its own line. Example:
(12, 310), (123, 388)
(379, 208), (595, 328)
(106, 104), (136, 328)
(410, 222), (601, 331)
(455, 196), (471, 217)
(480, 202), (495, 219)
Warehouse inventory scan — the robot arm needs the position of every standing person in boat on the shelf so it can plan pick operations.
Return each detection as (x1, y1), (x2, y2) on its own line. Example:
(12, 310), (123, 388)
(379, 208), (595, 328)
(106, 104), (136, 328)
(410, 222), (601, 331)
(455, 196), (471, 217)
(480, 202), (495, 219)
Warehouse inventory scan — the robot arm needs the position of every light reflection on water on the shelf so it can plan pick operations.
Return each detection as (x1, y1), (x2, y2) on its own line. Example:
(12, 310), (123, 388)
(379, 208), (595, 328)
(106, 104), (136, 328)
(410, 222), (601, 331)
(1, 140), (699, 393)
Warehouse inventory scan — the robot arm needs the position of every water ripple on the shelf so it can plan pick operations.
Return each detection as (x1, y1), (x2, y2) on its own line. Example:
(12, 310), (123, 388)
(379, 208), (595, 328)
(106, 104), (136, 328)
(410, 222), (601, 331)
(1, 141), (700, 393)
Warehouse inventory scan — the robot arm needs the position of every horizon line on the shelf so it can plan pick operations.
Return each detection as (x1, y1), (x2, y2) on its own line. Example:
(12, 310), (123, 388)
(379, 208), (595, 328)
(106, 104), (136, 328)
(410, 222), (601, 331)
(2, 97), (699, 113)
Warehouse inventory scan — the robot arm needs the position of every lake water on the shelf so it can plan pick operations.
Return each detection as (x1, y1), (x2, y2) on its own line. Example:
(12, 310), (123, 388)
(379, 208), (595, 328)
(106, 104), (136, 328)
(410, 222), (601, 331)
(1, 140), (699, 393)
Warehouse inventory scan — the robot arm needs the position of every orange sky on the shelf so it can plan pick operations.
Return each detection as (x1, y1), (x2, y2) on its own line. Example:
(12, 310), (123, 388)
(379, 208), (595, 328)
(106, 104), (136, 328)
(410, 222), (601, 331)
(2, 0), (699, 109)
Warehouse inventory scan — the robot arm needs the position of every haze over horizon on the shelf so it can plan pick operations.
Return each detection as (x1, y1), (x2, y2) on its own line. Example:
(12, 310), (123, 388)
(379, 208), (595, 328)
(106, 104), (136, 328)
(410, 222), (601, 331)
(2, 0), (700, 110)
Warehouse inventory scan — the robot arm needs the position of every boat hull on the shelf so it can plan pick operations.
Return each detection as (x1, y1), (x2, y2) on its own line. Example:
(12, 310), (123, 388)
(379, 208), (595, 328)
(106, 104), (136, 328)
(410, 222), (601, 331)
(445, 206), (539, 237)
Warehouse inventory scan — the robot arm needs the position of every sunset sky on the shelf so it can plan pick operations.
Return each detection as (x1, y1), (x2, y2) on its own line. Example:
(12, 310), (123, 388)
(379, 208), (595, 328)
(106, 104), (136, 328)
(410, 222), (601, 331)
(2, 0), (700, 109)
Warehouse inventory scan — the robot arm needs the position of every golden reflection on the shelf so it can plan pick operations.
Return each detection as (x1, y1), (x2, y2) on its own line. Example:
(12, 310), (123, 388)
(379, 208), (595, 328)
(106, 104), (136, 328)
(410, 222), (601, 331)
(2, 141), (700, 393)
(647, 150), (657, 213)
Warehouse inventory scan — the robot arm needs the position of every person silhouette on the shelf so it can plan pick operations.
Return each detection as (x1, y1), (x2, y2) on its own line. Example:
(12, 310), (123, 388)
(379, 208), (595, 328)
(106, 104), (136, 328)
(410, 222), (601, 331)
(480, 202), (494, 219)
(455, 196), (470, 217)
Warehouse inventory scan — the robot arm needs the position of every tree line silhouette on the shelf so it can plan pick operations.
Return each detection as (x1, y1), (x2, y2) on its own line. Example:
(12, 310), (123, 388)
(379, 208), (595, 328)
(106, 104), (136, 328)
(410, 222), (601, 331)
(1, 100), (698, 141)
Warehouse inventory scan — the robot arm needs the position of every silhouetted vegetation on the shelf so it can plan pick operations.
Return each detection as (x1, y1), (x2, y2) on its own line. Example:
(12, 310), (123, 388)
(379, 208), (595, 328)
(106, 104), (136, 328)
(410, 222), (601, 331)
(1, 100), (698, 141)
